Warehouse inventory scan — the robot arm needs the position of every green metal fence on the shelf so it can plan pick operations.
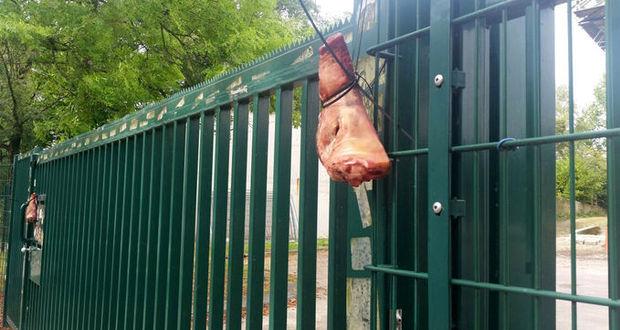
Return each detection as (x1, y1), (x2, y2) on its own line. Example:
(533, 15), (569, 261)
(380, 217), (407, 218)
(364, 0), (620, 329)
(3, 19), (354, 330)
(4, 0), (620, 329)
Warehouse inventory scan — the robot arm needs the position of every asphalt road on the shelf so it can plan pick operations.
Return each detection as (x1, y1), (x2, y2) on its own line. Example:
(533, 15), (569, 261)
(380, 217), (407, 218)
(556, 250), (609, 329)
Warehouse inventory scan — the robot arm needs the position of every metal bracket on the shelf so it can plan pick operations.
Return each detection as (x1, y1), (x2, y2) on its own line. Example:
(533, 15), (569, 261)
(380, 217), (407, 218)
(452, 69), (466, 90)
(450, 199), (466, 218)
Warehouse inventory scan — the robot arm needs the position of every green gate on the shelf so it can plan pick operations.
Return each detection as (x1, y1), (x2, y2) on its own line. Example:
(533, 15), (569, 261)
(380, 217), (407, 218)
(4, 0), (620, 329)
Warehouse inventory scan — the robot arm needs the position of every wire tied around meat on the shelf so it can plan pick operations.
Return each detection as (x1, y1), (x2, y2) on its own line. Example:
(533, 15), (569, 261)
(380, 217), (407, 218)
(321, 77), (357, 108)
(316, 33), (391, 186)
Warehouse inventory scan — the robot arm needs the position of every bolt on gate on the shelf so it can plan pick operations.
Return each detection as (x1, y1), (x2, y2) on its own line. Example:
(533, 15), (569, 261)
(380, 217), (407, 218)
(4, 0), (620, 329)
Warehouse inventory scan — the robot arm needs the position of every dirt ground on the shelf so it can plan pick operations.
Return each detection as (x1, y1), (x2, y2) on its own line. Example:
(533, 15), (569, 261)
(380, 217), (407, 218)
(240, 249), (330, 329)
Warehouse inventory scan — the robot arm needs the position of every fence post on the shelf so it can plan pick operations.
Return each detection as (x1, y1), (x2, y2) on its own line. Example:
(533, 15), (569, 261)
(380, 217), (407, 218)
(427, 0), (453, 328)
(606, 1), (620, 328)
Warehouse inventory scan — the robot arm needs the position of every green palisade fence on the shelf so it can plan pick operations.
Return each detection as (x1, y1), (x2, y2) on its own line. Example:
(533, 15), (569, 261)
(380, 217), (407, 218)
(4, 19), (355, 330)
(5, 0), (620, 329)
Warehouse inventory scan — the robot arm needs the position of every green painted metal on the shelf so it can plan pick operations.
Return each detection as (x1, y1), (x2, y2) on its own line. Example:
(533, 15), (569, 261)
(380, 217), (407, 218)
(192, 113), (215, 330)
(153, 126), (173, 329)
(131, 132), (151, 329)
(208, 106), (231, 330)
(6, 1), (620, 330)
(163, 121), (185, 330)
(269, 86), (293, 329)
(427, 0), (452, 329)
(245, 94), (270, 330)
(327, 182), (347, 330)
(226, 101), (249, 329)
(296, 79), (320, 330)
(607, 1), (620, 328)
(141, 128), (162, 330)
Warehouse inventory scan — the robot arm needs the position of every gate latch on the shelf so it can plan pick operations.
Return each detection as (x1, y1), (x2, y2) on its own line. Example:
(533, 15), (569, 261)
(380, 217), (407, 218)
(450, 199), (466, 218)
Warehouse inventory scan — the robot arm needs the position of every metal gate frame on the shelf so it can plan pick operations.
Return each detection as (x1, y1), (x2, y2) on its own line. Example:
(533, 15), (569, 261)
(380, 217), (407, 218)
(364, 0), (620, 329)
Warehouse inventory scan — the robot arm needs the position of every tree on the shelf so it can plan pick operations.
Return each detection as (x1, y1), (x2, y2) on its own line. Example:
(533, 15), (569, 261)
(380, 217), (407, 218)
(0, 0), (321, 157)
(0, 2), (49, 162)
(555, 78), (608, 207)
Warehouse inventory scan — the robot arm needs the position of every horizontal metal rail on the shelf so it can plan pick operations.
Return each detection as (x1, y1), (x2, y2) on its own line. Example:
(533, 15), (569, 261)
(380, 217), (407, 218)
(366, 0), (529, 56)
(365, 265), (429, 279)
(388, 147), (429, 158)
(452, 0), (528, 25)
(366, 265), (620, 308)
(366, 26), (430, 55)
(388, 127), (620, 158)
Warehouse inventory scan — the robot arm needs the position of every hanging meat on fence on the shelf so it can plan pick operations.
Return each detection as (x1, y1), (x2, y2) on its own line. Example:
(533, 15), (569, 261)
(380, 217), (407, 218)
(316, 33), (391, 187)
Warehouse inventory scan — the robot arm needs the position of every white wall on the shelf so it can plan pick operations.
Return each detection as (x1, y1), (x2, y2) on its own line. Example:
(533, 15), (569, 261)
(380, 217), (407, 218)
(243, 112), (331, 239)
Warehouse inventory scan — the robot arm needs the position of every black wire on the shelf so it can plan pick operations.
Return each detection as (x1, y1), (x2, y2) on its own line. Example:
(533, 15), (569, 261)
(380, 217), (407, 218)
(299, 0), (415, 143)
(299, 0), (357, 84)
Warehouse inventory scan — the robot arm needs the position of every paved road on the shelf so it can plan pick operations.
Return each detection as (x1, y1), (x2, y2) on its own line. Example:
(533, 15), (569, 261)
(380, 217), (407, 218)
(556, 252), (609, 329)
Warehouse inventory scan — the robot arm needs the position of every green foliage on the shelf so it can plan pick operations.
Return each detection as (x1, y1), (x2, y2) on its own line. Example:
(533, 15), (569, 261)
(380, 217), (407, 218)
(0, 0), (321, 159)
(555, 78), (608, 207)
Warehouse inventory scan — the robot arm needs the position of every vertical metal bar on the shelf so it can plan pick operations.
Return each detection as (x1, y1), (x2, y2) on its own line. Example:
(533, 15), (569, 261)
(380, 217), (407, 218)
(101, 141), (120, 330)
(71, 151), (87, 330)
(177, 117), (199, 330)
(208, 106), (231, 330)
(132, 131), (152, 330)
(390, 0), (401, 327)
(371, 0), (386, 326)
(269, 86), (294, 330)
(526, 2), (542, 327)
(566, 1), (578, 329)
(142, 127), (163, 330)
(92, 144), (109, 330)
(80, 148), (94, 329)
(68, 151), (86, 330)
(427, 0), (452, 328)
(296, 79), (320, 330)
(114, 136), (137, 330)
(327, 181), (348, 329)
(75, 148), (93, 329)
(32, 161), (47, 330)
(64, 151), (85, 330)
(472, 0), (483, 328)
(413, 1), (422, 328)
(79, 147), (101, 330)
(226, 101), (250, 329)
(164, 121), (185, 330)
(245, 95), (270, 330)
(192, 112), (215, 330)
(55, 154), (69, 330)
(499, 9), (509, 330)
(142, 127), (164, 329)
(40, 158), (61, 328)
(153, 125), (173, 328)
(107, 139), (128, 330)
(123, 133), (145, 329)
(607, 0), (620, 328)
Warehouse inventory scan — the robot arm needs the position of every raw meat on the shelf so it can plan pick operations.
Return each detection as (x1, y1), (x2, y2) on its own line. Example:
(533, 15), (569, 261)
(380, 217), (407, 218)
(316, 33), (391, 187)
